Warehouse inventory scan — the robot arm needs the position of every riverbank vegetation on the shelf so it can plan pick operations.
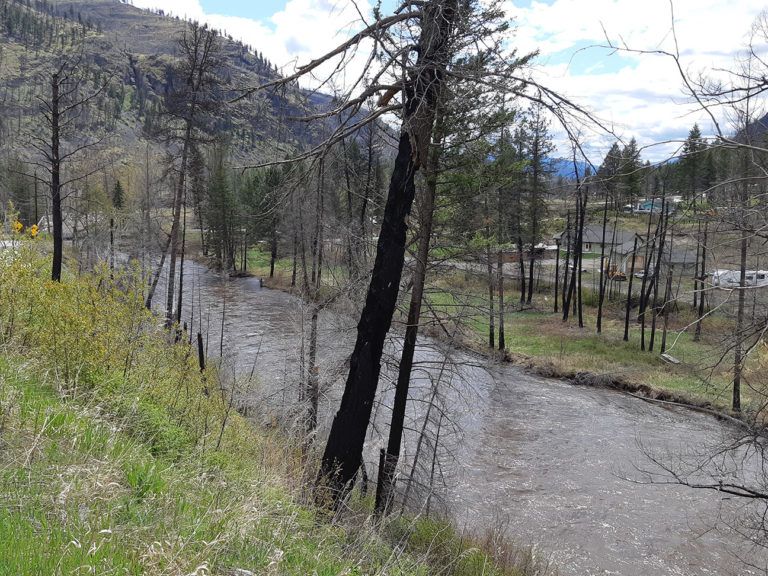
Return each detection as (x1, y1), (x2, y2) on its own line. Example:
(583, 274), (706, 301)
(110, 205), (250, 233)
(0, 243), (554, 575)
(246, 243), (760, 414)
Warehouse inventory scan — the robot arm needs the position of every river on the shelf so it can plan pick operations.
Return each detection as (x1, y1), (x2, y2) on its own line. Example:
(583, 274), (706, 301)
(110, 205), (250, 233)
(157, 259), (765, 575)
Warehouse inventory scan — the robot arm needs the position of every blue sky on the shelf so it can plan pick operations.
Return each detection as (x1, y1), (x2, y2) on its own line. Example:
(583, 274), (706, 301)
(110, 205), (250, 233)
(198, 0), (283, 21)
(131, 0), (767, 161)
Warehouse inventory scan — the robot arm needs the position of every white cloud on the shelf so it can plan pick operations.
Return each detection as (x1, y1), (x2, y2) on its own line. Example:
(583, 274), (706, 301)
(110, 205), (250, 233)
(506, 0), (768, 161)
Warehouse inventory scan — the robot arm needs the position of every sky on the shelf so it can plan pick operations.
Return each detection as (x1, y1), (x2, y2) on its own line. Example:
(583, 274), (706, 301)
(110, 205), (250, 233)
(127, 0), (768, 163)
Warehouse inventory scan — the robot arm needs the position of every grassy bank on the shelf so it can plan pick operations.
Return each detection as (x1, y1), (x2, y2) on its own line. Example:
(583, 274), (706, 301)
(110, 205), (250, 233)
(0, 242), (552, 575)
(427, 269), (760, 412)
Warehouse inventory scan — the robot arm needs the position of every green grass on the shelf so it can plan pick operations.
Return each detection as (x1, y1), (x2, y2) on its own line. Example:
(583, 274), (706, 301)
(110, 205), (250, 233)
(0, 241), (552, 576)
(246, 246), (351, 293)
(246, 240), (747, 412)
(247, 243), (293, 275)
(0, 362), (380, 574)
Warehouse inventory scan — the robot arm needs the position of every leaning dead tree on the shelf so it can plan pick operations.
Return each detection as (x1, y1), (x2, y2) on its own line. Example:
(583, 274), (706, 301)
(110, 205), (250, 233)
(317, 0), (462, 505)
(162, 22), (222, 327)
(375, 40), (534, 513)
(234, 0), (464, 505)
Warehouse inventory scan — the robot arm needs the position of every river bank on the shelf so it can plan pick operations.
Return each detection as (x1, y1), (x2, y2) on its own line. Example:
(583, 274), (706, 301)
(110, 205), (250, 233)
(245, 245), (750, 424)
(0, 243), (553, 576)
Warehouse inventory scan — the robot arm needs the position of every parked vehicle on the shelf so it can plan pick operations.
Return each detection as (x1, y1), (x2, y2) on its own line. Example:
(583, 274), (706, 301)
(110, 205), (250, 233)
(710, 269), (768, 287)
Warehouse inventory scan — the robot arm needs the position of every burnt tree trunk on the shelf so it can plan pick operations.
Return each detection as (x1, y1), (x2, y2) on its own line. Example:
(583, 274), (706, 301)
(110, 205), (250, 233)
(733, 222), (748, 413)
(660, 263), (674, 354)
(645, 198), (668, 351)
(485, 192), (495, 348)
(637, 207), (655, 324)
(318, 0), (457, 506)
(596, 188), (610, 333)
(694, 220), (708, 341)
(562, 213), (570, 312)
(165, 24), (218, 327)
(693, 219), (701, 309)
(623, 236), (638, 341)
(554, 239), (560, 313)
(175, 191), (187, 326)
(375, 102), (444, 516)
(165, 125), (192, 327)
(497, 248), (505, 350)
(576, 193), (585, 328)
(50, 72), (62, 281)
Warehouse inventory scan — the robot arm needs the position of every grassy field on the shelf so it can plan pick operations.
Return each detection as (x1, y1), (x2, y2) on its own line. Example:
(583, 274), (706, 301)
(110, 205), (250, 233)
(0, 241), (553, 576)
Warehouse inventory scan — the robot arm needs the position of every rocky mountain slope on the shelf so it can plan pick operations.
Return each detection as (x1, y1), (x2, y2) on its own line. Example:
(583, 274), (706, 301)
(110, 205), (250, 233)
(0, 0), (328, 163)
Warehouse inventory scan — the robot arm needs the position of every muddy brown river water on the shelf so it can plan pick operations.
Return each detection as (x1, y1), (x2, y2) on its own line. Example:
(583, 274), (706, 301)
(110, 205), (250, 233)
(158, 260), (766, 575)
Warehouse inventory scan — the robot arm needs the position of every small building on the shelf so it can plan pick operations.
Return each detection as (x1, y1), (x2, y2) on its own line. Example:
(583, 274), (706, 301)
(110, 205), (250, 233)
(555, 224), (635, 254)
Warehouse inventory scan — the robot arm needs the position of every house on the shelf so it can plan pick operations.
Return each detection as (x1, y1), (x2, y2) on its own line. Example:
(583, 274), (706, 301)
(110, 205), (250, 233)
(554, 224), (635, 254)
(616, 236), (698, 276)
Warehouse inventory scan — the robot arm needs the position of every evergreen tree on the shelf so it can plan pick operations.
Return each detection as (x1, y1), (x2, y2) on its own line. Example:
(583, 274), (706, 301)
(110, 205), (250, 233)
(112, 179), (124, 210)
(620, 137), (641, 207)
(598, 141), (622, 207)
(679, 123), (706, 200)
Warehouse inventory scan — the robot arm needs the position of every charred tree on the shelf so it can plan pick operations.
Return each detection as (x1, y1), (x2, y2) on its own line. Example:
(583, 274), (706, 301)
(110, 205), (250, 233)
(623, 235), (638, 341)
(375, 101), (445, 516)
(596, 186), (610, 333)
(34, 56), (109, 282)
(694, 219), (708, 341)
(318, 0), (459, 505)
(163, 23), (221, 327)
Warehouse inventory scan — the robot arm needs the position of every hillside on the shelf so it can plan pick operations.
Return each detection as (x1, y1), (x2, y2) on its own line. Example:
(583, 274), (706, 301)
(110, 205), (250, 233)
(0, 0), (326, 164)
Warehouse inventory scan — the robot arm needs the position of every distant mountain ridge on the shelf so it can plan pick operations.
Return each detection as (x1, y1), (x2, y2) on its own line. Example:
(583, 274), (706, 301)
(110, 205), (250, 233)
(548, 158), (590, 180)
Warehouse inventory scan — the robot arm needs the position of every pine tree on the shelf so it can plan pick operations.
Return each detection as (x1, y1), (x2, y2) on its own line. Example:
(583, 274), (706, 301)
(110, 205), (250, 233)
(680, 124), (706, 200)
(598, 141), (622, 208)
(620, 137), (641, 208)
(112, 179), (124, 210)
